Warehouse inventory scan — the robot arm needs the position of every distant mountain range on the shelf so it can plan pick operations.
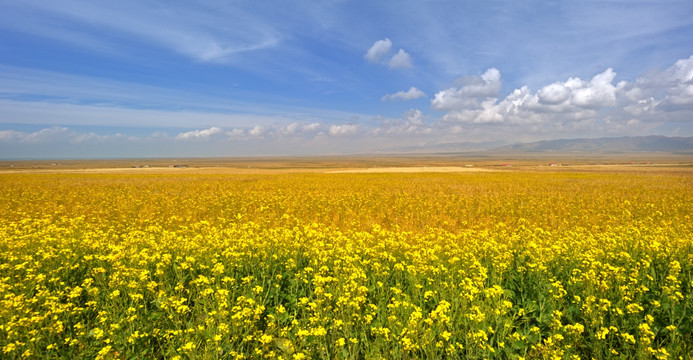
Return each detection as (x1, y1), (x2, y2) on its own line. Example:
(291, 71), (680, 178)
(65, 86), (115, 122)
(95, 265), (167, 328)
(381, 136), (693, 155)
(490, 136), (693, 153)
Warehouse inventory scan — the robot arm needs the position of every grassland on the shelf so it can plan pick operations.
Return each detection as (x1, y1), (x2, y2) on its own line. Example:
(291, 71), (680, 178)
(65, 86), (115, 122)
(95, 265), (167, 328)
(0, 157), (691, 359)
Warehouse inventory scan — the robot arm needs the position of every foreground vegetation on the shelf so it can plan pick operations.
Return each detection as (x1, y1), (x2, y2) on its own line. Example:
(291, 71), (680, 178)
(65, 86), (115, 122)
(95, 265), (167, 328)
(1, 168), (691, 359)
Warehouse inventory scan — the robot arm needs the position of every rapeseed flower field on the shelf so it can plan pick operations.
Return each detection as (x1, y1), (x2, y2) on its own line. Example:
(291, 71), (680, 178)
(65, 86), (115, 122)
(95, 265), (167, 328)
(0, 169), (691, 359)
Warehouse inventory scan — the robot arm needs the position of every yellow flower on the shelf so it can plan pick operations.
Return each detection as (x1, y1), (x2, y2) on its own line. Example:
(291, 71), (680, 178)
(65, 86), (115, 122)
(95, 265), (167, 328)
(95, 345), (112, 360)
(596, 327), (609, 340)
(440, 331), (452, 341)
(181, 342), (196, 352)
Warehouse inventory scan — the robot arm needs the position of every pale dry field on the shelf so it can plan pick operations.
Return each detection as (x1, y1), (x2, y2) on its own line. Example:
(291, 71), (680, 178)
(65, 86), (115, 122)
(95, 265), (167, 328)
(1, 154), (691, 175)
(326, 166), (496, 173)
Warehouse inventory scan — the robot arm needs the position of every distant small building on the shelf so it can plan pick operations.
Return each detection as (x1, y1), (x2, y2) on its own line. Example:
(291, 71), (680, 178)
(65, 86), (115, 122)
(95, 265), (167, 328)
(549, 162), (558, 166)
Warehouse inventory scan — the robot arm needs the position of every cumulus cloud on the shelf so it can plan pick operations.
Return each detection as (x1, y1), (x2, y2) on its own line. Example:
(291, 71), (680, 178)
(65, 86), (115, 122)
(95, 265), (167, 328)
(389, 49), (412, 69)
(431, 68), (502, 110)
(441, 99), (506, 125)
(635, 55), (693, 109)
(437, 69), (619, 126)
(0, 121), (356, 153)
(382, 87), (426, 101)
(637, 55), (693, 89)
(668, 85), (693, 106)
(0, 130), (23, 142)
(276, 122), (323, 136)
(302, 122), (322, 132)
(176, 126), (223, 140)
(328, 124), (359, 136)
(364, 38), (392, 63)
(249, 125), (268, 137)
(170, 122), (326, 141)
(365, 38), (413, 69)
(570, 69), (618, 109)
(226, 128), (246, 139)
(434, 56), (693, 133)
(537, 82), (571, 105)
(173, 122), (326, 141)
(0, 126), (136, 145)
(371, 109), (432, 136)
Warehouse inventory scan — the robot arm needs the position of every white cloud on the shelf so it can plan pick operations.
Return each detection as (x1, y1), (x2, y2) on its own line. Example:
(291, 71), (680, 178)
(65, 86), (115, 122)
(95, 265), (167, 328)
(176, 127), (223, 140)
(382, 87), (426, 101)
(431, 68), (502, 111)
(371, 109), (432, 136)
(461, 68), (502, 97)
(365, 38), (413, 69)
(389, 49), (412, 69)
(364, 38), (392, 63)
(668, 84), (693, 106)
(226, 128), (246, 139)
(0, 130), (23, 142)
(441, 99), (506, 125)
(433, 56), (693, 134)
(635, 55), (693, 109)
(537, 82), (571, 105)
(328, 124), (359, 136)
(0, 126), (135, 144)
(637, 55), (693, 89)
(570, 68), (617, 109)
(277, 122), (299, 135)
(20, 127), (89, 143)
(276, 122), (323, 136)
(0, 121), (358, 154)
(518, 69), (621, 114)
(302, 123), (322, 132)
(249, 125), (268, 137)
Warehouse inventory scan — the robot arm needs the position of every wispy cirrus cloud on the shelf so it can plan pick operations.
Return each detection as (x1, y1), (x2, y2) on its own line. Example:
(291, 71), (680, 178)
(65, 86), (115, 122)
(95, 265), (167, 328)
(0, 1), (282, 63)
(0, 65), (374, 129)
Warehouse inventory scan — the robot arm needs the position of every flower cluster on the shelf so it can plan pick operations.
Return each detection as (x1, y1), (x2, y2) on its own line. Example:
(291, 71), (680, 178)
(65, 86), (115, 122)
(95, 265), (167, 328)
(0, 170), (691, 358)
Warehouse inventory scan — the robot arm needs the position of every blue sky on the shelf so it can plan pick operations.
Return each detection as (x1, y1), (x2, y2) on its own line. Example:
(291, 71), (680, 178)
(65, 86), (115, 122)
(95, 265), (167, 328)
(1, 0), (692, 158)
